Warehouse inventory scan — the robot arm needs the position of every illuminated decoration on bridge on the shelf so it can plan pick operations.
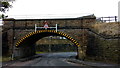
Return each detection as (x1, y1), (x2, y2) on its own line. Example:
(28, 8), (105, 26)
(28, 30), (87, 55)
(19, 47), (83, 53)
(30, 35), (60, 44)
(15, 30), (80, 47)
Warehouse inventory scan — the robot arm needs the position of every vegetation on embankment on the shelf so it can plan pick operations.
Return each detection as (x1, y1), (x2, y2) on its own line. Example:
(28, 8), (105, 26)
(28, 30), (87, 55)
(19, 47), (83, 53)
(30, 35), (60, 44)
(91, 22), (120, 37)
(35, 44), (77, 53)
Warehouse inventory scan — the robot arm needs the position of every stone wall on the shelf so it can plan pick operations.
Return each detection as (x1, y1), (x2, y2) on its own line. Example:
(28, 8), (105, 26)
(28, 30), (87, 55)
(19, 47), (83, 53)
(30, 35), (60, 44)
(3, 18), (96, 29)
(2, 17), (94, 59)
(86, 30), (120, 63)
(2, 18), (120, 64)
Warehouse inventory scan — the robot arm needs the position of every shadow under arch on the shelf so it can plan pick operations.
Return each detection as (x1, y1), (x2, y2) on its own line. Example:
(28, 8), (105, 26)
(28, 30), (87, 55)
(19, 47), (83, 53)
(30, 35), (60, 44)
(15, 30), (83, 58)
(16, 30), (81, 47)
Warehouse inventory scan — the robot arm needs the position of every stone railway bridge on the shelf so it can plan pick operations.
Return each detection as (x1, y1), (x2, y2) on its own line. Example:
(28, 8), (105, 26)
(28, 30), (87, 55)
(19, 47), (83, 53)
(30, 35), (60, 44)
(2, 16), (120, 63)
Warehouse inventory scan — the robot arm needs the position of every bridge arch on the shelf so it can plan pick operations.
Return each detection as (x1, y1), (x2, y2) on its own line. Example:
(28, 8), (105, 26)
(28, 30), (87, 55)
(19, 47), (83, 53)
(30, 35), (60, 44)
(15, 30), (83, 58)
(16, 30), (80, 47)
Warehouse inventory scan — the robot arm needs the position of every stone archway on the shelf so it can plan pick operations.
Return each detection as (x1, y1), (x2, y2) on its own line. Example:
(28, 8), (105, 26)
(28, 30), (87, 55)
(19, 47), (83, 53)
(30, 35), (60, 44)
(15, 30), (85, 59)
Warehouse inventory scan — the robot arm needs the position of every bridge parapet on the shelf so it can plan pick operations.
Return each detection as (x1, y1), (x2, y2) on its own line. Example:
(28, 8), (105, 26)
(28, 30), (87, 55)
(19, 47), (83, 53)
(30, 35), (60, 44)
(3, 17), (96, 30)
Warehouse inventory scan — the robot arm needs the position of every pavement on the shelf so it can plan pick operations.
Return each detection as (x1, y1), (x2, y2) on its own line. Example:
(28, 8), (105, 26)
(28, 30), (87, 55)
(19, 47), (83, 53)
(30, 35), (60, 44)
(2, 52), (120, 68)
(67, 59), (120, 66)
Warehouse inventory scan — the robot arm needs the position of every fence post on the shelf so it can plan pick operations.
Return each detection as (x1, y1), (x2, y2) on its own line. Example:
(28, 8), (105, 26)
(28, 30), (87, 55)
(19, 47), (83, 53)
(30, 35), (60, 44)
(109, 16), (110, 22)
(102, 17), (103, 22)
(115, 16), (117, 22)
(56, 24), (57, 32)
(35, 24), (37, 32)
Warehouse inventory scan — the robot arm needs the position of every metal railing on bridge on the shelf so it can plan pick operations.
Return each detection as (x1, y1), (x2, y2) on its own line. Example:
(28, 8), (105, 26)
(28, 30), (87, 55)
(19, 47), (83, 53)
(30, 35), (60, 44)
(96, 16), (118, 23)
